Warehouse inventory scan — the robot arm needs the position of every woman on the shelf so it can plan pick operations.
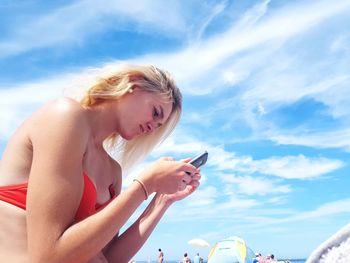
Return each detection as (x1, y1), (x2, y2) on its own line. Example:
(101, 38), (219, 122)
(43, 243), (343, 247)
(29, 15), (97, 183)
(0, 64), (201, 263)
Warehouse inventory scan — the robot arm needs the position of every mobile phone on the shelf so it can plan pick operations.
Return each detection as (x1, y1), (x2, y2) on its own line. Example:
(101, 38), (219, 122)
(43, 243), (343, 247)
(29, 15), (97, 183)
(190, 151), (208, 168)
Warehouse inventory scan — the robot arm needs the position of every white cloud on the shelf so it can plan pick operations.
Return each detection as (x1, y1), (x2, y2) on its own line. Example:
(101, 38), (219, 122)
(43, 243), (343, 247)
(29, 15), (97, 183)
(216, 195), (258, 211)
(0, 79), (64, 139)
(121, 0), (347, 94)
(2, 0), (350, 152)
(185, 186), (218, 207)
(203, 145), (343, 180)
(232, 0), (271, 30)
(245, 73), (350, 112)
(220, 175), (291, 196)
(253, 155), (344, 179)
(199, 198), (350, 229)
(257, 198), (350, 226)
(151, 136), (208, 158)
(271, 129), (350, 152)
(330, 35), (350, 53)
(163, 191), (259, 223)
(0, 0), (187, 58)
(266, 196), (288, 205)
(294, 198), (350, 221)
(257, 103), (266, 116)
(194, 0), (228, 41)
(315, 76), (350, 119)
(154, 138), (345, 180)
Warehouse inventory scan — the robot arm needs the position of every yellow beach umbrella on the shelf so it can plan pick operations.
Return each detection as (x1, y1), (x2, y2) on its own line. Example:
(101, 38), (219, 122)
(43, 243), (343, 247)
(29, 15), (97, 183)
(207, 236), (255, 263)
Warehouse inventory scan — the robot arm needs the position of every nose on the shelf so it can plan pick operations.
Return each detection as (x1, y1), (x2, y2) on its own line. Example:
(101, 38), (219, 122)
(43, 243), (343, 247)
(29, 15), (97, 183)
(145, 122), (161, 133)
(146, 122), (155, 133)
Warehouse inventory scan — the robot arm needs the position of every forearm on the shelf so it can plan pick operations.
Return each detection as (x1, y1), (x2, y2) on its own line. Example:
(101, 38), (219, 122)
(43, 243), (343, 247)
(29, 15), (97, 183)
(37, 181), (146, 263)
(104, 193), (172, 263)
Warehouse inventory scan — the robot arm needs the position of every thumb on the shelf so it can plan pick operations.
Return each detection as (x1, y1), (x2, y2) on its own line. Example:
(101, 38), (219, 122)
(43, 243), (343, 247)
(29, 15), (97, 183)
(179, 157), (191, 163)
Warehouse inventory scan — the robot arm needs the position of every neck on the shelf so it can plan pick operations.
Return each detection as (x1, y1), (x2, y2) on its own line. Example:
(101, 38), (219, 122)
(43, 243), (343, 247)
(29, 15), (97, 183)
(85, 104), (119, 146)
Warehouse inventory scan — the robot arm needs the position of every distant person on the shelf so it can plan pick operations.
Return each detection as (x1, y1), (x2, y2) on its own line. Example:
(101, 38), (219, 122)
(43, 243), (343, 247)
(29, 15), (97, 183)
(183, 252), (191, 263)
(158, 248), (164, 263)
(270, 254), (277, 262)
(264, 254), (278, 263)
(253, 252), (263, 263)
(264, 254), (271, 263)
(193, 252), (202, 263)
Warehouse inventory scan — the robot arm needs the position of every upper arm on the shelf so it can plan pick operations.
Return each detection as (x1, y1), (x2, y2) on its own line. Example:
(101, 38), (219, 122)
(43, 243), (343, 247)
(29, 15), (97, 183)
(102, 157), (122, 253)
(26, 99), (89, 255)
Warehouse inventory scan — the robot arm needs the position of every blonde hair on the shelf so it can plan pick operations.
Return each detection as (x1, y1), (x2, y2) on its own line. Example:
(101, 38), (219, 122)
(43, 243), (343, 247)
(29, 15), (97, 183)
(79, 64), (182, 171)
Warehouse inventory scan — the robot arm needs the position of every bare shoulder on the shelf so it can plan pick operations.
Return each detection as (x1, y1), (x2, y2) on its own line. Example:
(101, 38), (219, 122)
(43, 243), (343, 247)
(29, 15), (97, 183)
(29, 98), (89, 134)
(41, 97), (86, 119)
(27, 97), (90, 152)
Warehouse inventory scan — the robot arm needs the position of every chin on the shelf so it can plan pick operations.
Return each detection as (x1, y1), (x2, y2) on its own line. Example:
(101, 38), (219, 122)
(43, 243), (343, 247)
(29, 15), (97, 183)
(121, 135), (133, 141)
(120, 131), (137, 141)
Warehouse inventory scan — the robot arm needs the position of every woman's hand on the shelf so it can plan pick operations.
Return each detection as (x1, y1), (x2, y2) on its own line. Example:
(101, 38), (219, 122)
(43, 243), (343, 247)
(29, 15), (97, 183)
(138, 157), (201, 196)
(162, 171), (201, 203)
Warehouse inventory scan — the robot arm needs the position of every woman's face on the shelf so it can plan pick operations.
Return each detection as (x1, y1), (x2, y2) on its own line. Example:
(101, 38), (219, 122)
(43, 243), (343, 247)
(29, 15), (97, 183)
(115, 88), (173, 140)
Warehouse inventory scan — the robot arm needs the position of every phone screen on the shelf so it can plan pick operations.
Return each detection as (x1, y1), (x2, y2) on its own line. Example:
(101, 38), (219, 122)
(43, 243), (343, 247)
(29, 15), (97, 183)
(190, 151), (208, 168)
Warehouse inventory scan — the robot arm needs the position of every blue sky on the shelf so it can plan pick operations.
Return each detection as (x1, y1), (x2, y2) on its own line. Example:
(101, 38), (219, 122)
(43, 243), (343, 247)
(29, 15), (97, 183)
(1, 0), (350, 261)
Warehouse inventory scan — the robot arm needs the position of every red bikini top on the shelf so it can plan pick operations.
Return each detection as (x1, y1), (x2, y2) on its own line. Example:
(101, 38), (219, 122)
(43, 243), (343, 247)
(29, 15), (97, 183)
(75, 173), (116, 221)
(0, 173), (116, 222)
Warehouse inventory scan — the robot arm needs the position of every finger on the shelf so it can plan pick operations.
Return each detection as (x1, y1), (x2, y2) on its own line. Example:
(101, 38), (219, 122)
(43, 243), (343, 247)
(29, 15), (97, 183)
(182, 162), (200, 175)
(179, 157), (191, 163)
(179, 180), (187, 191)
(185, 181), (200, 194)
(182, 172), (192, 184)
(190, 173), (201, 181)
(184, 170), (201, 179)
(189, 180), (200, 189)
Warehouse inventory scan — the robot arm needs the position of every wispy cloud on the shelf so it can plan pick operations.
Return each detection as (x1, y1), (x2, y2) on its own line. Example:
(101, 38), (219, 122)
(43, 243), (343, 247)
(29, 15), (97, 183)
(164, 191), (259, 223)
(168, 196), (350, 229)
(271, 129), (350, 152)
(129, 140), (344, 225)
(220, 175), (291, 196)
(202, 146), (343, 179)
(251, 198), (350, 227)
(194, 0), (228, 41)
(132, 0), (350, 90)
(149, 137), (344, 188)
(0, 0), (188, 58)
(115, 0), (350, 154)
(253, 155), (344, 179)
(0, 78), (65, 139)
(2, 0), (350, 149)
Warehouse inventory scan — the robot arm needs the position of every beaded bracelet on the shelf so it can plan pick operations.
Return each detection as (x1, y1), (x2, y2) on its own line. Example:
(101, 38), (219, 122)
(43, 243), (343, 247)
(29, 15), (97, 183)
(133, 178), (149, 200)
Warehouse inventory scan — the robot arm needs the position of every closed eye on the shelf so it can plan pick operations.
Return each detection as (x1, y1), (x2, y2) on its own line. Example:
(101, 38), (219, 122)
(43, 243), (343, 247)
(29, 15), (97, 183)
(153, 107), (159, 118)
